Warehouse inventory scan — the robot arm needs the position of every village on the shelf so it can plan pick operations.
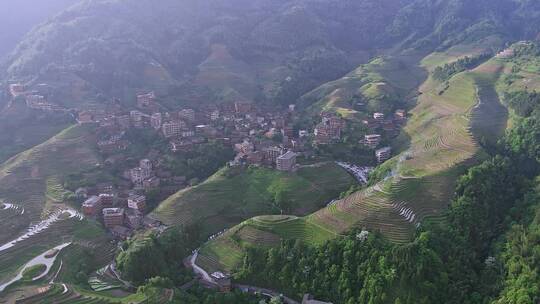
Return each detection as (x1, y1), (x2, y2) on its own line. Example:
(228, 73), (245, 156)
(6, 83), (407, 243)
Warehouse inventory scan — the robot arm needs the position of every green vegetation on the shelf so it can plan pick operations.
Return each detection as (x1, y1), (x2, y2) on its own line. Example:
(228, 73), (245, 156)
(432, 53), (492, 81)
(21, 264), (47, 281)
(152, 163), (355, 236)
(116, 226), (201, 286)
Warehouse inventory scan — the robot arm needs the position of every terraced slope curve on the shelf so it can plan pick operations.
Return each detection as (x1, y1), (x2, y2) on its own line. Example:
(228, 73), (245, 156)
(0, 125), (111, 284)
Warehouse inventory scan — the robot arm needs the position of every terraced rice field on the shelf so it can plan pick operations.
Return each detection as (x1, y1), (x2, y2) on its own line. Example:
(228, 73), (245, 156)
(0, 125), (111, 285)
(152, 164), (355, 236)
(198, 46), (510, 273)
(4, 283), (123, 304)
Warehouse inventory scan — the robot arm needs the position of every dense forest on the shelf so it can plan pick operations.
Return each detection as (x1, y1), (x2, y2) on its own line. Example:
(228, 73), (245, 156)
(236, 88), (540, 303)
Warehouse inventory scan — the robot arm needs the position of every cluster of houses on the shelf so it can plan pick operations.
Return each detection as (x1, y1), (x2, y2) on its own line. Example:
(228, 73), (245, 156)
(8, 83), (68, 112)
(77, 183), (161, 239)
(359, 110), (407, 163)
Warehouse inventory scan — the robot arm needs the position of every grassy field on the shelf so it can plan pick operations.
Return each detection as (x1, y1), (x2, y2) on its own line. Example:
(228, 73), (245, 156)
(198, 40), (511, 273)
(152, 163), (355, 236)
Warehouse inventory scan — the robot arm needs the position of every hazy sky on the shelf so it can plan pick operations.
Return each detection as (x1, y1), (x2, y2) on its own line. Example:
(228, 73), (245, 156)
(0, 0), (79, 58)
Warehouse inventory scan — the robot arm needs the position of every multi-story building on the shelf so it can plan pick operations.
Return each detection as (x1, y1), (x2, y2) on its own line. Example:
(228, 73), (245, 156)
(103, 208), (125, 228)
(137, 91), (156, 109)
(151, 113), (162, 130)
(99, 193), (115, 208)
(162, 121), (184, 138)
(82, 196), (102, 217)
(373, 112), (385, 121)
(127, 195), (146, 212)
(263, 147), (283, 165)
(178, 109), (195, 121)
(276, 151), (297, 172)
(130, 110), (145, 128)
(210, 110), (220, 121)
(140, 159), (152, 173)
(143, 177), (160, 190)
(235, 140), (254, 154)
(78, 111), (94, 124)
(116, 115), (131, 129)
(234, 101), (252, 114)
(364, 134), (381, 148)
(246, 151), (264, 165)
(9, 83), (25, 97)
(130, 167), (151, 185)
(181, 129), (195, 138)
(375, 147), (392, 163)
(282, 125), (294, 138)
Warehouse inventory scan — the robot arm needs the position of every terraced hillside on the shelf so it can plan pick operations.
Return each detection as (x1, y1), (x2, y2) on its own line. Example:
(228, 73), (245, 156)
(0, 283), (144, 304)
(300, 55), (426, 119)
(152, 163), (355, 236)
(0, 125), (113, 285)
(198, 41), (510, 273)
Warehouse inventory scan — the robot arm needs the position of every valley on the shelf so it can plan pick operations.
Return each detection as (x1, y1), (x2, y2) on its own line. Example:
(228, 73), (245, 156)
(0, 1), (539, 303)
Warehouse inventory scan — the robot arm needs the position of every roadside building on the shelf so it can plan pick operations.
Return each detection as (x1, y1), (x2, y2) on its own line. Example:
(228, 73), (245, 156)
(276, 151), (297, 171)
(82, 196), (102, 217)
(103, 208), (125, 228)
(375, 147), (392, 163)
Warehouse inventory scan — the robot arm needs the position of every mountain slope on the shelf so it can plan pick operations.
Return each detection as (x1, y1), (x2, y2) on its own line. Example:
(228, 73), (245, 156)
(0, 0), (79, 59)
(4, 0), (539, 108)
